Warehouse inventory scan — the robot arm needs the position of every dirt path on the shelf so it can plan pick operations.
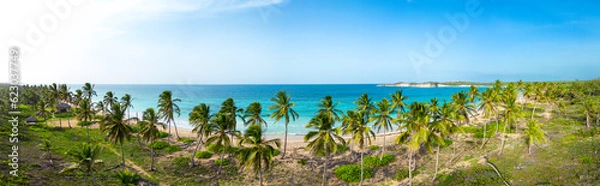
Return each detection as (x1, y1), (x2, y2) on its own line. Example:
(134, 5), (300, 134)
(99, 143), (154, 179)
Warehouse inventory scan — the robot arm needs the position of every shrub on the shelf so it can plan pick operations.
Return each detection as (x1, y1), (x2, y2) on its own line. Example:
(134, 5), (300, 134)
(364, 154), (395, 167)
(150, 141), (169, 150)
(156, 132), (169, 139)
(334, 164), (373, 183)
(337, 144), (350, 153)
(76, 121), (93, 127)
(215, 158), (229, 166)
(179, 138), (195, 144)
(369, 145), (379, 151)
(436, 165), (507, 185)
(130, 125), (140, 133)
(272, 149), (281, 156)
(173, 157), (189, 168)
(195, 151), (213, 159)
(207, 144), (238, 154)
(297, 159), (307, 166)
(394, 168), (419, 181)
(165, 145), (181, 153)
(113, 169), (141, 185)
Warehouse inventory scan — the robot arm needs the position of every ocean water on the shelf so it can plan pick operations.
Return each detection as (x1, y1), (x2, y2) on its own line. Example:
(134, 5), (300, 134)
(84, 84), (472, 135)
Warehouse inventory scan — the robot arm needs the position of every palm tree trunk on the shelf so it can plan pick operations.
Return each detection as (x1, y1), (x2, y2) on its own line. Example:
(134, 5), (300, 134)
(218, 149), (225, 177)
(359, 148), (364, 186)
(191, 135), (203, 167)
(68, 118), (72, 128)
(322, 153), (327, 186)
(586, 112), (590, 128)
(528, 141), (531, 155)
(121, 143), (126, 170)
(173, 120), (181, 139)
(531, 103), (536, 119)
(87, 126), (91, 144)
(283, 121), (289, 158)
(59, 118), (62, 128)
(432, 146), (440, 182)
(480, 122), (487, 149)
(499, 119), (508, 155)
(408, 150), (413, 186)
(167, 121), (172, 144)
(151, 139), (155, 171)
(382, 129), (386, 157)
(259, 170), (264, 186)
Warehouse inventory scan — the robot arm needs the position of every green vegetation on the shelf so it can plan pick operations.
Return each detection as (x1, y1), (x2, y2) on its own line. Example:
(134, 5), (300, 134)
(195, 151), (213, 159)
(363, 154), (395, 167)
(149, 141), (169, 150)
(334, 164), (374, 183)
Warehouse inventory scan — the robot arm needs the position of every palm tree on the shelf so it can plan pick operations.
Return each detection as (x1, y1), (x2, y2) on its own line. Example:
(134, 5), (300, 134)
(430, 101), (460, 181)
(238, 124), (281, 186)
(390, 90), (408, 118)
(219, 98), (243, 160)
(36, 99), (51, 125)
(371, 98), (394, 156)
(121, 94), (134, 119)
(94, 101), (106, 115)
(468, 85), (480, 103)
(62, 143), (103, 185)
(478, 88), (498, 149)
(38, 139), (54, 163)
(523, 120), (546, 155)
(317, 95), (343, 122)
(189, 103), (212, 167)
(157, 90), (182, 143)
(306, 113), (345, 186)
(499, 91), (520, 155)
(244, 102), (267, 127)
(355, 93), (375, 117)
(82, 83), (97, 103)
(99, 102), (132, 170)
(268, 90), (299, 158)
(77, 98), (94, 144)
(342, 110), (375, 186)
(206, 113), (240, 177)
(139, 108), (166, 171)
(48, 83), (60, 105)
(452, 91), (476, 124)
(73, 89), (84, 106)
(103, 91), (117, 111)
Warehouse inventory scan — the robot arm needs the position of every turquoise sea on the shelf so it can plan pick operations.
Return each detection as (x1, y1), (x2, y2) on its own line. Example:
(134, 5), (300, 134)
(86, 84), (472, 135)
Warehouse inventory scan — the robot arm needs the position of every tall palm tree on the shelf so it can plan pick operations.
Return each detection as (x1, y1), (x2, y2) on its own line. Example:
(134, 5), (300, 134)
(468, 85), (480, 103)
(94, 101), (106, 115)
(121, 94), (134, 119)
(103, 91), (117, 111)
(238, 124), (281, 186)
(139, 108), (166, 171)
(452, 91), (476, 124)
(499, 91), (520, 155)
(36, 99), (51, 125)
(157, 90), (182, 143)
(77, 98), (94, 144)
(390, 90), (408, 118)
(306, 113), (345, 186)
(342, 110), (375, 186)
(189, 103), (212, 167)
(317, 95), (343, 122)
(82, 83), (97, 103)
(220, 98), (243, 160)
(206, 113), (240, 177)
(477, 88), (498, 149)
(523, 120), (546, 155)
(99, 102), (132, 170)
(73, 89), (84, 106)
(355, 93), (375, 118)
(268, 90), (299, 158)
(430, 100), (460, 181)
(244, 102), (267, 127)
(62, 143), (103, 186)
(59, 84), (72, 104)
(371, 98), (394, 156)
(48, 83), (60, 105)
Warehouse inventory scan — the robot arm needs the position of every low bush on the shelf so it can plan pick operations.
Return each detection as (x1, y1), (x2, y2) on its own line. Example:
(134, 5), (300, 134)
(364, 154), (395, 167)
(394, 168), (419, 181)
(297, 159), (307, 166)
(369, 145), (379, 151)
(76, 121), (93, 127)
(337, 144), (350, 153)
(207, 144), (238, 154)
(436, 165), (507, 185)
(179, 138), (195, 144)
(173, 157), (189, 168)
(150, 141), (169, 150)
(334, 164), (373, 183)
(272, 149), (281, 156)
(215, 158), (229, 166)
(165, 145), (181, 153)
(156, 131), (169, 138)
(195, 151), (213, 159)
(113, 169), (141, 185)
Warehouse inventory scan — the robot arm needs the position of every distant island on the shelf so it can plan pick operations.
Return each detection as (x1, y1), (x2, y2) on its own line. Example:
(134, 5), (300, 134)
(378, 81), (492, 88)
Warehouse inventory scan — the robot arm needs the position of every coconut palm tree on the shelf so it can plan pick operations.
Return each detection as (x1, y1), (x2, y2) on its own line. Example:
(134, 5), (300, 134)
(371, 98), (394, 156)
(317, 95), (343, 122)
(523, 120), (546, 155)
(157, 90), (182, 143)
(390, 90), (408, 118)
(468, 85), (480, 103)
(244, 102), (267, 127)
(139, 108), (166, 171)
(342, 109), (375, 186)
(206, 113), (240, 177)
(121, 94), (133, 119)
(36, 99), (51, 125)
(99, 102), (132, 170)
(355, 93), (375, 117)
(82, 83), (97, 103)
(59, 84), (72, 104)
(48, 83), (60, 105)
(268, 90), (299, 158)
(306, 114), (345, 186)
(77, 98), (94, 144)
(430, 100), (460, 181)
(73, 89), (84, 106)
(62, 143), (103, 185)
(38, 139), (54, 163)
(478, 88), (498, 149)
(189, 103), (212, 167)
(103, 91), (117, 110)
(452, 91), (476, 125)
(238, 124), (281, 186)
(499, 91), (520, 155)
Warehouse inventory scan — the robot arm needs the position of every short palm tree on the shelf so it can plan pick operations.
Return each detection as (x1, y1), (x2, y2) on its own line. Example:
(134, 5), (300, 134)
(38, 139), (54, 163)
(371, 98), (394, 156)
(189, 103), (212, 167)
(523, 120), (546, 155)
(77, 98), (94, 143)
(238, 124), (281, 186)
(269, 90), (299, 158)
(157, 90), (182, 143)
(62, 143), (103, 185)
(342, 110), (375, 186)
(390, 90), (408, 118)
(305, 113), (345, 186)
(36, 100), (51, 125)
(121, 94), (134, 119)
(206, 113), (240, 177)
(99, 102), (132, 170)
(244, 102), (267, 127)
(139, 108), (166, 171)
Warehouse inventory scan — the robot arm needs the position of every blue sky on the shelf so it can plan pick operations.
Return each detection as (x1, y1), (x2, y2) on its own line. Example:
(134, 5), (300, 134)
(1, 0), (599, 84)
